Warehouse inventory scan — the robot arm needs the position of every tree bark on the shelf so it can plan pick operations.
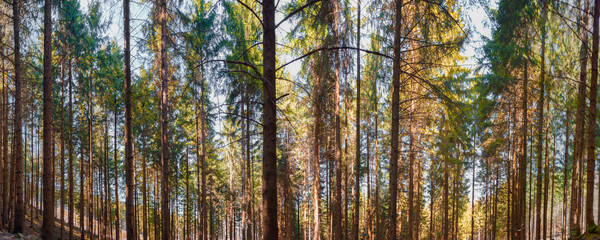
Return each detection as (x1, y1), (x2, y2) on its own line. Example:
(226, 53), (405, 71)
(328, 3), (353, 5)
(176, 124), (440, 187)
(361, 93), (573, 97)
(124, 0), (136, 238)
(312, 68), (321, 240)
(0, 48), (4, 230)
(353, 3), (361, 240)
(142, 126), (148, 240)
(158, 0), (170, 238)
(587, 0), (600, 227)
(388, 0), (402, 239)
(515, 35), (529, 240)
(534, 6), (546, 236)
(68, 58), (75, 240)
(262, 0), (278, 238)
(114, 107), (120, 240)
(542, 102), (549, 240)
(570, 0), (590, 235)
(12, 0), (24, 234)
(88, 68), (94, 240)
(41, 0), (55, 237)
(563, 109), (570, 240)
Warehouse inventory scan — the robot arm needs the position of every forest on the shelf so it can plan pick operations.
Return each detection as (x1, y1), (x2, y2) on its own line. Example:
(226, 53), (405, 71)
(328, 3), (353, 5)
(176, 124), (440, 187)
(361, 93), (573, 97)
(0, 0), (598, 239)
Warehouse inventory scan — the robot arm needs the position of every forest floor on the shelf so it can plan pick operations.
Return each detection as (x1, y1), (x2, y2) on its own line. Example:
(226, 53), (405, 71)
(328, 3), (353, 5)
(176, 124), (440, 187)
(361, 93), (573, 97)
(0, 205), (125, 239)
(0, 209), (82, 239)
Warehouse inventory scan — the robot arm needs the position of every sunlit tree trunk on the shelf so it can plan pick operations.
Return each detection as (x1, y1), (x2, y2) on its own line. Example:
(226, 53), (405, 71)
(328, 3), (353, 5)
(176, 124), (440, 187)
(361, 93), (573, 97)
(313, 72), (322, 240)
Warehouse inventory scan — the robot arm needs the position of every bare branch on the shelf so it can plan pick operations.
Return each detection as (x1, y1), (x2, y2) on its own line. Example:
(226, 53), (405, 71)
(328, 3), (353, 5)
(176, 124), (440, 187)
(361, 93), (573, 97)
(275, 0), (322, 29)
(236, 0), (264, 27)
(277, 46), (392, 72)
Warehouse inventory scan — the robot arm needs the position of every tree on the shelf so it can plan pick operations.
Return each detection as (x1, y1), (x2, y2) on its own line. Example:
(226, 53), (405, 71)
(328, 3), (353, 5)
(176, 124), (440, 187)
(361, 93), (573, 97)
(124, 0), (136, 238)
(389, 0), (402, 239)
(158, 0), (171, 238)
(11, 0), (24, 233)
(262, 0), (278, 239)
(586, 0), (600, 228)
(41, 0), (55, 238)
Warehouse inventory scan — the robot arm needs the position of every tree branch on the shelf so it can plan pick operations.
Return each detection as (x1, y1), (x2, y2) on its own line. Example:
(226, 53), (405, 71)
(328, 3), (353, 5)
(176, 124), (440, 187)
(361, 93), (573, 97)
(277, 46), (391, 72)
(276, 0), (322, 29)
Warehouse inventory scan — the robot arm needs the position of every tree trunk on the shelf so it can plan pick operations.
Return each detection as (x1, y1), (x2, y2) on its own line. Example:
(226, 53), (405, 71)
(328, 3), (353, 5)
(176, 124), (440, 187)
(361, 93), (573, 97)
(542, 101), (549, 240)
(80, 127), (86, 237)
(88, 68), (94, 240)
(334, 3), (348, 238)
(68, 58), (75, 240)
(388, 1), (402, 239)
(587, 0), (600, 227)
(2, 57), (8, 230)
(515, 35), (529, 240)
(353, 3), (361, 240)
(534, 8), (546, 237)
(114, 107), (121, 240)
(158, 0), (170, 238)
(123, 0), (136, 238)
(407, 99), (415, 240)
(0, 48), (4, 230)
(313, 72), (321, 240)
(59, 62), (66, 239)
(570, 0), (590, 235)
(12, 0), (24, 233)
(563, 109), (570, 240)
(41, 0), (55, 237)
(442, 153), (449, 240)
(262, 0), (278, 238)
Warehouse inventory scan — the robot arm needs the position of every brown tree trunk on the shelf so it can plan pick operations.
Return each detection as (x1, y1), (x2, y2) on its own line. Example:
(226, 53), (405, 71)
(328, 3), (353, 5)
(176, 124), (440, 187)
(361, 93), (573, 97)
(542, 101), (549, 240)
(407, 98), (415, 240)
(185, 147), (190, 240)
(515, 36), (529, 240)
(550, 138), (556, 238)
(142, 126), (148, 240)
(334, 3), (348, 238)
(571, 0), (590, 235)
(534, 10), (546, 237)
(114, 106), (120, 240)
(563, 110), (570, 240)
(388, 1), (402, 239)
(245, 90), (252, 240)
(68, 58), (75, 240)
(80, 129), (86, 237)
(59, 62), (66, 239)
(442, 153), (449, 240)
(124, 0), (136, 238)
(88, 68), (94, 240)
(2, 57), (8, 230)
(587, 0), (600, 227)
(41, 0), (55, 237)
(353, 3), (361, 239)
(312, 73), (321, 240)
(12, 0), (24, 233)
(158, 0), (170, 238)
(262, 0), (278, 238)
(0, 48), (4, 230)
